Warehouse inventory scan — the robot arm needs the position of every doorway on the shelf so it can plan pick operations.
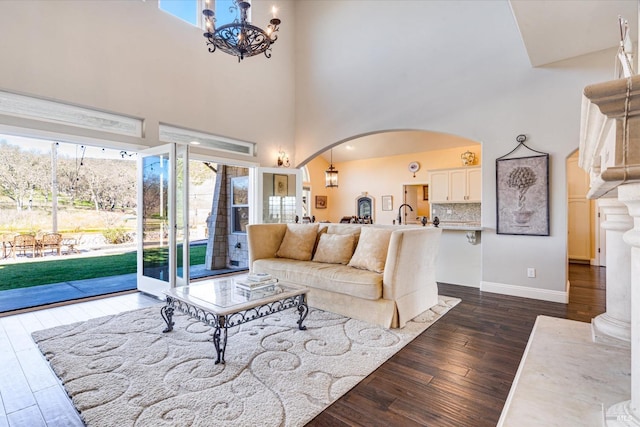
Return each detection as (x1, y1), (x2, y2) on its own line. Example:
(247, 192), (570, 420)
(137, 144), (188, 294)
(137, 144), (253, 297)
(566, 151), (601, 265)
(402, 183), (430, 224)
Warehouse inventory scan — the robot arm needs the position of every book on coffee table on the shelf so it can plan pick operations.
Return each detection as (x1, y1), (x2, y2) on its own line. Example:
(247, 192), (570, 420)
(246, 273), (273, 282)
(234, 284), (282, 301)
(235, 277), (279, 290)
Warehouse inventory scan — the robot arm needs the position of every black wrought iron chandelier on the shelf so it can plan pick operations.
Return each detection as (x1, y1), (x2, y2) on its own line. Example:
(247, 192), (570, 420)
(202, 0), (281, 62)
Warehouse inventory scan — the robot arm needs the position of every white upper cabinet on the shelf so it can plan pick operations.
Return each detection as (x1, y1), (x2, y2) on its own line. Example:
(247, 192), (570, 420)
(429, 167), (481, 203)
(429, 170), (450, 203)
(466, 168), (482, 202)
(449, 169), (467, 201)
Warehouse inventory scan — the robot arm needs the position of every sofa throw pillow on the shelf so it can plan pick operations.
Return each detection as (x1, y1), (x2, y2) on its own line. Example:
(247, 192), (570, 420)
(276, 223), (319, 261)
(312, 233), (356, 264)
(348, 227), (393, 273)
(326, 224), (361, 247)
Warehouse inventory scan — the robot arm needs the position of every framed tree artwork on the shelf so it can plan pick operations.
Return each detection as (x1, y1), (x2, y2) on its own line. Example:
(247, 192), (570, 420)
(496, 136), (550, 236)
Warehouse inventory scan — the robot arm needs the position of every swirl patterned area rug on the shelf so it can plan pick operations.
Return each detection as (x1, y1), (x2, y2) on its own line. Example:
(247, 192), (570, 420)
(32, 296), (460, 427)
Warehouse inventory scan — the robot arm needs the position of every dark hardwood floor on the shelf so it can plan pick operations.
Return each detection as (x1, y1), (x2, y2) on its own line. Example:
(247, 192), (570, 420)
(307, 263), (607, 427)
(567, 262), (606, 322)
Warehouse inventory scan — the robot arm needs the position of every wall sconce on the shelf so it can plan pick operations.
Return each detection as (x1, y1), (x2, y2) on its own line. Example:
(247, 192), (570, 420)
(277, 149), (290, 167)
(461, 150), (476, 166)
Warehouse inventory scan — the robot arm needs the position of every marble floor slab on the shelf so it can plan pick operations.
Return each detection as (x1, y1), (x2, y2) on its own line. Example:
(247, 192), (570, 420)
(499, 315), (631, 427)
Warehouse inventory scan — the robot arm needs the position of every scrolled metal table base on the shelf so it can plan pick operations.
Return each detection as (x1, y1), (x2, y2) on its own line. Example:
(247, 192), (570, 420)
(161, 293), (308, 364)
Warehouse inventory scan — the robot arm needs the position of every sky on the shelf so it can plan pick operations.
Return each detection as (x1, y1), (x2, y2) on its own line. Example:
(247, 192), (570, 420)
(0, 134), (135, 161)
(159, 0), (237, 27)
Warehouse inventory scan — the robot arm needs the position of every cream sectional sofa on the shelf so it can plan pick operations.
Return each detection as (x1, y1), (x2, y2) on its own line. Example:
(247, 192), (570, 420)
(246, 223), (442, 328)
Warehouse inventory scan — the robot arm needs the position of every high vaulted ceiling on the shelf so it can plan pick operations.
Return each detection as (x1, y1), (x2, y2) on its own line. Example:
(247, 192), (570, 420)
(510, 0), (638, 67)
(321, 0), (638, 164)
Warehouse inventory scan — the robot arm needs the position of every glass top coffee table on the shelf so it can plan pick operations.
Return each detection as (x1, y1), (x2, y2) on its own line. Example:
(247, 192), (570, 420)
(161, 276), (308, 364)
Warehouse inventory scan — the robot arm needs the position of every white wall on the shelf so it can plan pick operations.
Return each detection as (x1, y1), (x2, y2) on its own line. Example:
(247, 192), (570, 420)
(0, 0), (296, 165)
(294, 0), (614, 300)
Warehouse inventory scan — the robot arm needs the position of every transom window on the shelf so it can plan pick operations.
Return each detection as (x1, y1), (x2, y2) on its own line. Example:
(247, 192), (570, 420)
(159, 0), (243, 28)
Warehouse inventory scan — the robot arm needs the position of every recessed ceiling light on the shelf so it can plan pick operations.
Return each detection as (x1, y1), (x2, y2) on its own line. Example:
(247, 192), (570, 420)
(190, 140), (201, 145)
(345, 145), (354, 150)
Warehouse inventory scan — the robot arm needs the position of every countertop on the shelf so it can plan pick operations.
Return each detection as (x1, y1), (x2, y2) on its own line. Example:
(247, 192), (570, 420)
(437, 222), (482, 231)
(404, 221), (483, 231)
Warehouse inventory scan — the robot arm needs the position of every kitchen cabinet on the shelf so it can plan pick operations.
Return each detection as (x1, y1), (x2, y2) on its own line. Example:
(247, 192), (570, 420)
(437, 228), (482, 287)
(466, 168), (482, 201)
(429, 167), (481, 203)
(429, 171), (450, 202)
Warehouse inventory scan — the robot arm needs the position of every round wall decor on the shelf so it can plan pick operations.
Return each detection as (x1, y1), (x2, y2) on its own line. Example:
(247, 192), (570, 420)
(408, 161), (420, 177)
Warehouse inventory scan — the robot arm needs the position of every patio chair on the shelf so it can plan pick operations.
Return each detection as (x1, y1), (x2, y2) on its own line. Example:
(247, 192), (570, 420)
(13, 234), (37, 258)
(40, 233), (63, 256)
(1, 233), (17, 258)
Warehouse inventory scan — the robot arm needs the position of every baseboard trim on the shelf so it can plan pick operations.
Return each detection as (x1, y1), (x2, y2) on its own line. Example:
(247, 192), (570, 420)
(480, 281), (568, 304)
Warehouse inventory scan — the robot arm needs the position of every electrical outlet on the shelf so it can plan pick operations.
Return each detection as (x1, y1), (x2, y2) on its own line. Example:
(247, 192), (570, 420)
(527, 268), (536, 278)
(447, 209), (452, 214)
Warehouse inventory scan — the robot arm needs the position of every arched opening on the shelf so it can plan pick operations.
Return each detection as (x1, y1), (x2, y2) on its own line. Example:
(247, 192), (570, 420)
(299, 129), (482, 287)
(565, 148), (606, 321)
(566, 149), (598, 265)
(300, 129), (482, 226)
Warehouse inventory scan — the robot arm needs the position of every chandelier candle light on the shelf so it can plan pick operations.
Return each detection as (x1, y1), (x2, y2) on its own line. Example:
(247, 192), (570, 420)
(202, 0), (281, 62)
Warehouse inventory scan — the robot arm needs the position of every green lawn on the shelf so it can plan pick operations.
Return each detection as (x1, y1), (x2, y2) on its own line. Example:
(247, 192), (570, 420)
(0, 246), (207, 291)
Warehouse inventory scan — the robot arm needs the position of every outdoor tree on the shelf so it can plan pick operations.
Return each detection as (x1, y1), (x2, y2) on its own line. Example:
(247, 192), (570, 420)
(0, 140), (51, 210)
(56, 159), (84, 205)
(0, 141), (137, 212)
(82, 158), (136, 211)
(189, 161), (214, 186)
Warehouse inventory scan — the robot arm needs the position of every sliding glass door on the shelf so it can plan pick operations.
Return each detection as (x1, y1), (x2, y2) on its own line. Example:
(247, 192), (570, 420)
(137, 144), (189, 296)
(136, 154), (304, 296)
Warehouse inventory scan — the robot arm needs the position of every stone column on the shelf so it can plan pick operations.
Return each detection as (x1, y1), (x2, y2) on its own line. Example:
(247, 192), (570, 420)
(606, 182), (640, 425)
(592, 198), (632, 347)
(205, 166), (228, 270)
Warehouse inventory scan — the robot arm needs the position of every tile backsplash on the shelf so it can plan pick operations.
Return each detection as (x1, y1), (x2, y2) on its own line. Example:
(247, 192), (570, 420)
(431, 203), (481, 223)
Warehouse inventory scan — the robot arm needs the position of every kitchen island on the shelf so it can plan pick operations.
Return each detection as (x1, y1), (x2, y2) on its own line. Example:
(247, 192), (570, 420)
(435, 222), (482, 287)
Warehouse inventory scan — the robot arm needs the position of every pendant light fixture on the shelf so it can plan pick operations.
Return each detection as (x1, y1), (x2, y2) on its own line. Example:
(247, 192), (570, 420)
(325, 149), (338, 188)
(202, 0), (282, 62)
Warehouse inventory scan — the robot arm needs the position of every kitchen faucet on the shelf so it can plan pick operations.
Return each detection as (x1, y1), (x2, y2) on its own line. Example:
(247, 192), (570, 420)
(397, 203), (413, 225)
